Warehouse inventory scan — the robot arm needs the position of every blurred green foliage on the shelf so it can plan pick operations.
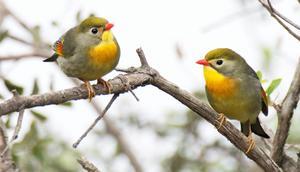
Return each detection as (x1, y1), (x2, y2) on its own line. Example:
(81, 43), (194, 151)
(12, 121), (81, 172)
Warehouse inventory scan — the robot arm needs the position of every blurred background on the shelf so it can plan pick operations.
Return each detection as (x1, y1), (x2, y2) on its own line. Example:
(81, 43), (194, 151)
(0, 0), (299, 171)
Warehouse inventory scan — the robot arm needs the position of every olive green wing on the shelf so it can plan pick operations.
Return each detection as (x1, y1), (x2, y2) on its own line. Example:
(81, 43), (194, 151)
(43, 28), (77, 62)
(245, 63), (268, 116)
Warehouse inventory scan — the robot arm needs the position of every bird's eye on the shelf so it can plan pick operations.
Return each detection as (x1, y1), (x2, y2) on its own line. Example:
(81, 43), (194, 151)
(216, 59), (223, 65)
(90, 27), (98, 34)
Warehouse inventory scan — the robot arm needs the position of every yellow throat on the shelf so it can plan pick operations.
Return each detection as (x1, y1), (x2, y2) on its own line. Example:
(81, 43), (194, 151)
(203, 66), (237, 96)
(88, 30), (118, 66)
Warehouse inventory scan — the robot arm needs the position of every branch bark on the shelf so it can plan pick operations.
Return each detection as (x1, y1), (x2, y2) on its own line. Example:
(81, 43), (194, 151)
(272, 59), (300, 165)
(258, 0), (300, 41)
(0, 48), (285, 172)
(77, 157), (100, 172)
(0, 119), (17, 172)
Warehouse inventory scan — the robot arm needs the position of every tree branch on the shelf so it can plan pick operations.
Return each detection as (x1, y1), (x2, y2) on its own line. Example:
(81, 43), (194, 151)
(77, 157), (100, 172)
(70, 79), (144, 172)
(0, 48), (284, 171)
(0, 70), (152, 116)
(271, 59), (300, 165)
(73, 94), (119, 148)
(151, 73), (281, 172)
(0, 52), (49, 61)
(0, 119), (17, 172)
(258, 0), (300, 41)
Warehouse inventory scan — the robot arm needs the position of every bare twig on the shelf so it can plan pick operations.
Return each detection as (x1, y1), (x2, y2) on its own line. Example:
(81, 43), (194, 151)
(265, 0), (300, 30)
(71, 79), (143, 172)
(116, 75), (139, 101)
(136, 48), (149, 67)
(202, 5), (261, 32)
(73, 94), (119, 148)
(0, 118), (17, 172)
(7, 34), (34, 47)
(0, 52), (49, 61)
(77, 157), (100, 172)
(258, 0), (300, 41)
(272, 59), (300, 165)
(1, 90), (25, 157)
(297, 152), (300, 172)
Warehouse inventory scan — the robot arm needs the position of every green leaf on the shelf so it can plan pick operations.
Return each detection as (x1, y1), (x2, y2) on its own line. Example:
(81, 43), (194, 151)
(5, 117), (10, 128)
(31, 25), (42, 45)
(266, 78), (282, 96)
(0, 30), (8, 43)
(256, 71), (262, 81)
(31, 79), (39, 95)
(60, 102), (72, 107)
(51, 21), (59, 27)
(4, 79), (24, 95)
(75, 11), (81, 24)
(30, 110), (47, 122)
(262, 47), (272, 60)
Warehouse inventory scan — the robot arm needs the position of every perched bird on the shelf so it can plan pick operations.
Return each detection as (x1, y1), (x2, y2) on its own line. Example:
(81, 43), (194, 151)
(44, 16), (120, 100)
(196, 48), (269, 154)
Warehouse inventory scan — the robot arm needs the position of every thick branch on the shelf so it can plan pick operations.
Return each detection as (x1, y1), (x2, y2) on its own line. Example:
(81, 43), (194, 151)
(0, 71), (152, 116)
(272, 59), (300, 165)
(151, 74), (281, 172)
(77, 157), (100, 172)
(0, 48), (286, 171)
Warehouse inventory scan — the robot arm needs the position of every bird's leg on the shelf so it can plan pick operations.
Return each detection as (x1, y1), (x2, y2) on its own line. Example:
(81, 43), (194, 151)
(84, 81), (95, 101)
(97, 78), (112, 94)
(216, 113), (227, 130)
(245, 124), (255, 154)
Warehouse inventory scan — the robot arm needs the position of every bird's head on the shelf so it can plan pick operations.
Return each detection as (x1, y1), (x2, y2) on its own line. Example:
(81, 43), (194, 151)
(196, 48), (247, 76)
(78, 16), (114, 42)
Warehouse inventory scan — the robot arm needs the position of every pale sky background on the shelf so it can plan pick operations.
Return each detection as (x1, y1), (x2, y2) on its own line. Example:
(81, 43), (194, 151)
(0, 0), (300, 171)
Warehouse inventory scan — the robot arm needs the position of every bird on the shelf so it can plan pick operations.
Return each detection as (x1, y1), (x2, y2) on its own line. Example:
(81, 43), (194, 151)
(196, 48), (269, 154)
(44, 16), (120, 101)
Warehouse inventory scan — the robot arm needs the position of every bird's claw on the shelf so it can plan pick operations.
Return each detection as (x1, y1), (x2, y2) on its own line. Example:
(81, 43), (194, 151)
(216, 113), (227, 130)
(245, 134), (255, 154)
(97, 78), (112, 94)
(84, 81), (95, 102)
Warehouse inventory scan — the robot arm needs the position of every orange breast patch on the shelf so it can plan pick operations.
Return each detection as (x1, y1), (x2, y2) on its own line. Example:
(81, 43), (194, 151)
(203, 66), (238, 97)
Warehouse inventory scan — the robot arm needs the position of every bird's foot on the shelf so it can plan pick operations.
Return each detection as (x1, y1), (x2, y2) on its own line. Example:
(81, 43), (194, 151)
(216, 113), (227, 130)
(97, 78), (112, 94)
(245, 134), (255, 154)
(84, 81), (95, 101)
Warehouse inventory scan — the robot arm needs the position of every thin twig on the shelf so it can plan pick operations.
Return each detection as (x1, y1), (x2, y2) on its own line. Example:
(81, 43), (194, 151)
(5, 8), (31, 33)
(266, 0), (300, 30)
(202, 5), (261, 32)
(272, 59), (300, 165)
(116, 75), (139, 101)
(297, 152), (300, 172)
(71, 79), (144, 172)
(1, 90), (25, 157)
(7, 34), (34, 47)
(136, 48), (149, 67)
(73, 94), (119, 148)
(77, 157), (100, 172)
(258, 0), (300, 41)
(0, 52), (49, 61)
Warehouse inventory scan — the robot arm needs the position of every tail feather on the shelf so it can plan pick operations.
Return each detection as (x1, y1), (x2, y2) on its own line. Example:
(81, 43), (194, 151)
(251, 118), (270, 138)
(43, 54), (59, 62)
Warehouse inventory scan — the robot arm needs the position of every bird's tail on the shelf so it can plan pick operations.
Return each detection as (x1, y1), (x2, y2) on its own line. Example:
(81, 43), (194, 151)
(43, 54), (59, 62)
(241, 118), (270, 138)
(251, 118), (270, 138)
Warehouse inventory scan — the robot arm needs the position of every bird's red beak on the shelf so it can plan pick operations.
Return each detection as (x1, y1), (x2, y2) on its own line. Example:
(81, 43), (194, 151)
(105, 23), (114, 30)
(196, 59), (209, 66)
